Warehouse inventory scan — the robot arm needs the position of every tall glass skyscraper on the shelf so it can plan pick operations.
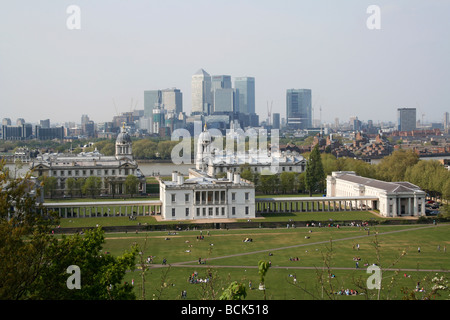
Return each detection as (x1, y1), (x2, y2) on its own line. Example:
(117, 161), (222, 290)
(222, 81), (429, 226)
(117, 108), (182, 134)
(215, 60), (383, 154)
(191, 69), (212, 115)
(286, 89), (312, 129)
(234, 77), (255, 115)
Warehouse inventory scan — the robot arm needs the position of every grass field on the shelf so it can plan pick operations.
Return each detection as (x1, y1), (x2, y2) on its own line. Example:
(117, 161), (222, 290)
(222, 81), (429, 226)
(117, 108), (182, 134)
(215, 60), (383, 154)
(57, 210), (390, 228)
(95, 223), (450, 300)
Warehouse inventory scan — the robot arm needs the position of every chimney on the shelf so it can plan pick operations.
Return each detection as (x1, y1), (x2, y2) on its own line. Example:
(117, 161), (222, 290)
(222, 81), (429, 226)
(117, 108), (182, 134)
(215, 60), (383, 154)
(233, 173), (241, 184)
(178, 175), (184, 185)
(227, 171), (233, 181)
(172, 171), (178, 182)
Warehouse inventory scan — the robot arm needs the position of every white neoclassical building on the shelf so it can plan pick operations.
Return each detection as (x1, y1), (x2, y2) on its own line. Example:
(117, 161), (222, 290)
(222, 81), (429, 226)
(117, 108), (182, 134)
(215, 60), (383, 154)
(326, 171), (426, 217)
(159, 169), (255, 221)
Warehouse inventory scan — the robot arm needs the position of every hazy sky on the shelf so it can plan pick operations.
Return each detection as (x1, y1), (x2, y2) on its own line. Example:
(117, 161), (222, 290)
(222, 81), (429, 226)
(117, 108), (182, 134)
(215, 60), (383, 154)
(1, 0), (449, 126)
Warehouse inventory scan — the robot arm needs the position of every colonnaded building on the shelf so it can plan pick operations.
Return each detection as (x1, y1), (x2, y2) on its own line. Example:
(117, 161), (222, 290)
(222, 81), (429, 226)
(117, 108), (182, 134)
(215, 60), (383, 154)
(30, 126), (146, 196)
(326, 171), (426, 217)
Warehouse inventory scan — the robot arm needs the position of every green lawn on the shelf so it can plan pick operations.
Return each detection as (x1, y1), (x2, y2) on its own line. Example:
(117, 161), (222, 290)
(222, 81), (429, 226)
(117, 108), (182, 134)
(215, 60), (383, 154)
(57, 211), (386, 228)
(96, 224), (450, 300)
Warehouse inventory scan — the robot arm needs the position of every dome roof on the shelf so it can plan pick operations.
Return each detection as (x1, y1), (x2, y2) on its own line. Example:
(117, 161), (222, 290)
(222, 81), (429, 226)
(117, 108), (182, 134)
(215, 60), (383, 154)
(199, 124), (211, 143)
(116, 126), (131, 144)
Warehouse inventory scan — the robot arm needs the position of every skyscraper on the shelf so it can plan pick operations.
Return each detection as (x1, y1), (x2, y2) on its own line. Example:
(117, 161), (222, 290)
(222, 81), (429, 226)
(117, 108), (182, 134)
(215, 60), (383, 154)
(286, 89), (312, 129)
(211, 75), (232, 91)
(397, 108), (416, 131)
(191, 69), (212, 115)
(144, 88), (182, 118)
(161, 88), (183, 114)
(272, 113), (280, 129)
(234, 77), (255, 115)
(144, 90), (162, 117)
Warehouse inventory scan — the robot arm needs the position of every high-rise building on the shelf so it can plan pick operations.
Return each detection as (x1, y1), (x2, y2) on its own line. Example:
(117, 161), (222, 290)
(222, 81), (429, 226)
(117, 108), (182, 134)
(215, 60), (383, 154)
(144, 90), (162, 117)
(191, 69), (212, 115)
(212, 75), (232, 91)
(272, 113), (280, 129)
(397, 108), (416, 131)
(40, 119), (50, 128)
(286, 89), (312, 129)
(213, 88), (239, 113)
(144, 88), (182, 124)
(161, 88), (183, 114)
(234, 77), (255, 115)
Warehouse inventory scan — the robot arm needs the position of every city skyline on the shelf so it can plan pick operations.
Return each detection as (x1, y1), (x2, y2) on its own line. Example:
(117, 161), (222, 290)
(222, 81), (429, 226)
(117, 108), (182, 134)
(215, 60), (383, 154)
(1, 1), (449, 125)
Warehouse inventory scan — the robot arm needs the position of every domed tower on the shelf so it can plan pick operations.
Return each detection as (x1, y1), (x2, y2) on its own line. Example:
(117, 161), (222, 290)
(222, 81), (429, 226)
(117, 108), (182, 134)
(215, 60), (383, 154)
(196, 123), (212, 171)
(115, 125), (133, 161)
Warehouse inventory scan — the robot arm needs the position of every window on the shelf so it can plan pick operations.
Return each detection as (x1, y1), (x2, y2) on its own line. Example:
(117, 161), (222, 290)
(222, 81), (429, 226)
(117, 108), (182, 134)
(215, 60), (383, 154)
(232, 193), (236, 201)
(245, 206), (249, 215)
(68, 170), (72, 176)
(202, 208), (206, 216)
(215, 207), (219, 215)
(245, 192), (249, 200)
(171, 194), (176, 202)
(172, 208), (175, 217)
(75, 170), (79, 176)
(185, 194), (190, 202)
(60, 171), (64, 176)
(196, 208), (200, 216)
(221, 207), (225, 215)
(208, 208), (213, 216)
(90, 170), (94, 176)
(104, 170), (108, 175)
(185, 208), (189, 217)
(232, 207), (236, 215)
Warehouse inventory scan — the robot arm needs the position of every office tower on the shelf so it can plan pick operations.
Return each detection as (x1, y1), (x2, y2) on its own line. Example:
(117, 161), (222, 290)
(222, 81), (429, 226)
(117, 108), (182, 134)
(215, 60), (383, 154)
(144, 90), (162, 117)
(191, 69), (212, 115)
(211, 75), (233, 113)
(161, 88), (183, 114)
(272, 113), (280, 129)
(40, 119), (50, 128)
(234, 77), (255, 114)
(213, 88), (239, 113)
(35, 126), (64, 140)
(286, 89), (312, 129)
(397, 108), (416, 131)
(144, 88), (183, 117)
(212, 75), (232, 91)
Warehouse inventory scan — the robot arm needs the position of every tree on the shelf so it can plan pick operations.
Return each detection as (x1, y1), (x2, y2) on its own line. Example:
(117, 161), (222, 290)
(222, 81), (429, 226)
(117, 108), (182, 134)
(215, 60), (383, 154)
(39, 175), (58, 199)
(1, 160), (138, 300)
(125, 175), (139, 197)
(82, 176), (102, 198)
(220, 281), (247, 300)
(280, 171), (295, 194)
(305, 144), (326, 196)
(0, 160), (58, 299)
(66, 177), (76, 197)
(375, 150), (419, 182)
(33, 227), (138, 300)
